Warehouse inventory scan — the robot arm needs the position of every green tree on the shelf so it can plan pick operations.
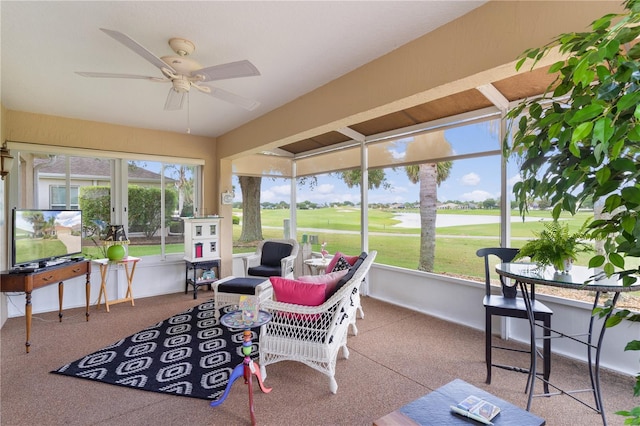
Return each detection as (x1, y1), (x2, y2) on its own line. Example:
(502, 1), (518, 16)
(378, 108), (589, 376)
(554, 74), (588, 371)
(238, 175), (263, 242)
(336, 169), (390, 190)
(128, 186), (177, 238)
(21, 211), (46, 238)
(482, 198), (498, 210)
(405, 161), (452, 271)
(505, 1), (640, 421)
(79, 186), (111, 237)
(165, 164), (194, 217)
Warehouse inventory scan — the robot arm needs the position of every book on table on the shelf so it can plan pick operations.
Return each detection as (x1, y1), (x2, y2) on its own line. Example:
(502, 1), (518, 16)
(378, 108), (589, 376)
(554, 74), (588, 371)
(450, 395), (500, 425)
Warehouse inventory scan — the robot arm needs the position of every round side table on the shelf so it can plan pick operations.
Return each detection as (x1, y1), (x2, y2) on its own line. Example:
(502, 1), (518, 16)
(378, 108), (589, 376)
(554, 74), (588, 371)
(210, 309), (272, 425)
(304, 258), (329, 275)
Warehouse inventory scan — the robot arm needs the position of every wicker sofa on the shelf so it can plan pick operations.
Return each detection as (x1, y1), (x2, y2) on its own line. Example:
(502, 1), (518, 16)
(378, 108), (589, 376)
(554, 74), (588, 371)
(259, 251), (377, 394)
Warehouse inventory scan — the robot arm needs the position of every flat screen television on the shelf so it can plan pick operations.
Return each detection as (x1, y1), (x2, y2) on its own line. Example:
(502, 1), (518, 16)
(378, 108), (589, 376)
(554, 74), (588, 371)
(11, 208), (83, 268)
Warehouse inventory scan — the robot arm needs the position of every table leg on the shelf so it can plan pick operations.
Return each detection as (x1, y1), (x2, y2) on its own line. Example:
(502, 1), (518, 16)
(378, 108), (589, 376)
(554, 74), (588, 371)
(519, 281), (537, 411)
(193, 266), (199, 300)
(123, 262), (136, 306)
(246, 362), (256, 426)
(97, 263), (110, 312)
(85, 271), (91, 321)
(185, 263), (190, 295)
(588, 291), (619, 426)
(210, 328), (272, 423)
(25, 291), (32, 353)
(58, 282), (64, 322)
(98, 264), (109, 312)
(209, 363), (245, 407)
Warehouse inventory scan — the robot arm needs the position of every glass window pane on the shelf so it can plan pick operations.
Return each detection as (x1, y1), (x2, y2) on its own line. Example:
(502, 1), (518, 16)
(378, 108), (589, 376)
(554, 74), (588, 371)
(127, 161), (193, 257)
(368, 155), (501, 279)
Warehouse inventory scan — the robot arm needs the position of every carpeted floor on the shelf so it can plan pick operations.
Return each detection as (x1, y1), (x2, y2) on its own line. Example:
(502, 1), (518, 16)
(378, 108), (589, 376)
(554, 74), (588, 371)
(52, 300), (250, 400)
(1, 292), (637, 425)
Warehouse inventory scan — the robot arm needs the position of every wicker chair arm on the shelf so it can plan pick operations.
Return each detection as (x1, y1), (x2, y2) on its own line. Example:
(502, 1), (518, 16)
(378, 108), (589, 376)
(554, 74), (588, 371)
(242, 253), (261, 275)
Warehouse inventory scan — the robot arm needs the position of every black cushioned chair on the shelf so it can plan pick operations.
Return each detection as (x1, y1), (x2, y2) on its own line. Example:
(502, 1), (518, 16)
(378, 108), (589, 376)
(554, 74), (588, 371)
(243, 239), (299, 279)
(476, 247), (552, 393)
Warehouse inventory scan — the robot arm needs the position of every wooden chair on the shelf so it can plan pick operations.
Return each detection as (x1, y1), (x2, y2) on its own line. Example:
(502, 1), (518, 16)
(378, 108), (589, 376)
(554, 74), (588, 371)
(259, 251), (376, 394)
(476, 248), (552, 393)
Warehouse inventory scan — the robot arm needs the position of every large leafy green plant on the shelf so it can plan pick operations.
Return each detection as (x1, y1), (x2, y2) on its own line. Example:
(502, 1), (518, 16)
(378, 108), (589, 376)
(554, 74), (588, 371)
(505, 0), (640, 422)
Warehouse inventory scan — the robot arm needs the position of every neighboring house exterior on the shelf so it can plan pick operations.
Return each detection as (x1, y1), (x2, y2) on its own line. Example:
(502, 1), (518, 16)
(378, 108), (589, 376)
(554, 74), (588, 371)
(32, 156), (172, 209)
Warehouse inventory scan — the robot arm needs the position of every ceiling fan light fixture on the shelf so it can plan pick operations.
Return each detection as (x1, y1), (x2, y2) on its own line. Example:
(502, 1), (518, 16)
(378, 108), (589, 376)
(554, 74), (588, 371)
(168, 38), (195, 56)
(172, 77), (190, 93)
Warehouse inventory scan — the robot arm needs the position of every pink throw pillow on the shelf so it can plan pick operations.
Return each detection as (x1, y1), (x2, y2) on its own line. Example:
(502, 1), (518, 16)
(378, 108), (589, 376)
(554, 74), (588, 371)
(269, 277), (327, 306)
(325, 251), (360, 272)
(298, 269), (349, 298)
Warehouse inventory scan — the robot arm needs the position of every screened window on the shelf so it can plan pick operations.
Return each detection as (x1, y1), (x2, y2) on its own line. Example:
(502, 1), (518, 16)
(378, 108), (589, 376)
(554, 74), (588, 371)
(9, 146), (201, 260)
(50, 185), (79, 209)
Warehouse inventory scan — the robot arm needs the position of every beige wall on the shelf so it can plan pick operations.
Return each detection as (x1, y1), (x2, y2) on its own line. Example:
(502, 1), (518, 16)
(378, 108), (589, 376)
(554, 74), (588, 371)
(216, 1), (620, 160)
(1, 105), (7, 325)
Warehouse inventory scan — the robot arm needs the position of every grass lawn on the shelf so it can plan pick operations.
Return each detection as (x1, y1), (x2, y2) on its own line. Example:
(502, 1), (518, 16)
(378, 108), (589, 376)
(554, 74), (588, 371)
(233, 207), (600, 279)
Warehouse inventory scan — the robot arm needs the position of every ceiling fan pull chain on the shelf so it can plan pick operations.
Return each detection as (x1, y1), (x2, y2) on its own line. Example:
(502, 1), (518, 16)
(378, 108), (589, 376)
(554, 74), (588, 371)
(187, 92), (191, 134)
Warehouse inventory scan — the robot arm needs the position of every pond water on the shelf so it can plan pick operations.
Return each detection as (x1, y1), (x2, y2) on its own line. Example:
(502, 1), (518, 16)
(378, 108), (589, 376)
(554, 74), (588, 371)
(392, 213), (546, 228)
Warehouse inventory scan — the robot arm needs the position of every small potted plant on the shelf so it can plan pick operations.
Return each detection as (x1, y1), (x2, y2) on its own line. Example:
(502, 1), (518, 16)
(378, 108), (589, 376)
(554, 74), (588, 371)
(514, 219), (593, 274)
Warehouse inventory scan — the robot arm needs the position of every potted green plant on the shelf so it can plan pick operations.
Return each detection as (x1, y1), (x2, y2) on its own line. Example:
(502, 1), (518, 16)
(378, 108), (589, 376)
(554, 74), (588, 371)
(505, 1), (640, 421)
(514, 219), (592, 273)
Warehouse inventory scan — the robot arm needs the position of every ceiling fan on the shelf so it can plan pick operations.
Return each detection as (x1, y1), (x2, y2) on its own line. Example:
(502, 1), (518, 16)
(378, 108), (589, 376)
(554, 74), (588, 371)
(76, 28), (260, 111)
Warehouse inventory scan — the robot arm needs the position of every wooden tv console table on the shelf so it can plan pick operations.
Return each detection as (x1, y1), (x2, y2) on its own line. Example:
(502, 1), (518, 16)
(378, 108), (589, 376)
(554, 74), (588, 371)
(0, 260), (91, 353)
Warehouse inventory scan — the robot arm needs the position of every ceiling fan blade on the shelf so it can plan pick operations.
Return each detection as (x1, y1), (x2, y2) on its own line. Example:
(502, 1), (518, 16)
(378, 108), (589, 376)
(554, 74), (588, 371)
(100, 28), (175, 74)
(194, 60), (260, 82)
(206, 86), (260, 111)
(164, 87), (186, 111)
(76, 71), (162, 80)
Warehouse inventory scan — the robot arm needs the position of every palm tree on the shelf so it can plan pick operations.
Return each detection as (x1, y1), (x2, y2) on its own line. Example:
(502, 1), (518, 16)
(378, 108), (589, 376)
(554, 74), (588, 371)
(405, 161), (452, 271)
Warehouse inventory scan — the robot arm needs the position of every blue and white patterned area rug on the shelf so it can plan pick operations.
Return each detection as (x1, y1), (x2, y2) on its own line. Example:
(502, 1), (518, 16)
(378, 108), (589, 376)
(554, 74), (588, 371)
(52, 301), (255, 400)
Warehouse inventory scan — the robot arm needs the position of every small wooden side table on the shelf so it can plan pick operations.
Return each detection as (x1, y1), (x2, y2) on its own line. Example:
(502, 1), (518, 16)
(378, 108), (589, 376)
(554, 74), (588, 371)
(93, 256), (140, 312)
(184, 258), (221, 299)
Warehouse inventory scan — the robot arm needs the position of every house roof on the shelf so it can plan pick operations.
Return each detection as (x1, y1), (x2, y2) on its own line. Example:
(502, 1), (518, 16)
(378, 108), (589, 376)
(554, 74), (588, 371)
(34, 156), (172, 182)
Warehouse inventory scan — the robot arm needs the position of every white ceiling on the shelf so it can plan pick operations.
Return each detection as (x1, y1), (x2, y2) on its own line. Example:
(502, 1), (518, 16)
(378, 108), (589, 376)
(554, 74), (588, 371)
(1, 1), (484, 138)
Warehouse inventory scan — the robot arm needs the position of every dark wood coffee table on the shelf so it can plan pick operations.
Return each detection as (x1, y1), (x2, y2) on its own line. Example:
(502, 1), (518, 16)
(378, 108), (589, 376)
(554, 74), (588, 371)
(374, 379), (545, 425)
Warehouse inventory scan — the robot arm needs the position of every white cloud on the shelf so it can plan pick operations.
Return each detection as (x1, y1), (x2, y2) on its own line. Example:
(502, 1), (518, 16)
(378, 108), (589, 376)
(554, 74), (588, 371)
(460, 190), (494, 202)
(316, 183), (335, 194)
(460, 172), (480, 186)
(508, 174), (522, 188)
(270, 185), (291, 195)
(260, 189), (278, 202)
(388, 148), (405, 160)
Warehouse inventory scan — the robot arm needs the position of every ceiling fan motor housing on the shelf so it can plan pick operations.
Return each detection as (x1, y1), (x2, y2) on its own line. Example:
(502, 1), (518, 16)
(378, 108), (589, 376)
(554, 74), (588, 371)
(168, 38), (195, 56)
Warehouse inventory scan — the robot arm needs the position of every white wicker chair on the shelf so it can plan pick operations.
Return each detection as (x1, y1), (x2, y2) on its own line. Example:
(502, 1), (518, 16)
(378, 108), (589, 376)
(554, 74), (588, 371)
(259, 251), (376, 394)
(243, 239), (299, 279)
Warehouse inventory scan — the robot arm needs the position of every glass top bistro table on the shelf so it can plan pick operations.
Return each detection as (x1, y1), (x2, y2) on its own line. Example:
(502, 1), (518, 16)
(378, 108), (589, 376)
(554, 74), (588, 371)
(495, 262), (640, 425)
(209, 309), (272, 426)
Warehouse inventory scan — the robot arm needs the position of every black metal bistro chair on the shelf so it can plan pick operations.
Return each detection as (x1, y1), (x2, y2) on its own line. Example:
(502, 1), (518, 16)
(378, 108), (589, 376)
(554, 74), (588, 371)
(476, 247), (552, 393)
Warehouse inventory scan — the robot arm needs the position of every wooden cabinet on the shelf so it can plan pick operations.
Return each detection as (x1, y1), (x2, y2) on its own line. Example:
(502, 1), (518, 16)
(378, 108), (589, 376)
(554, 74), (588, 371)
(182, 217), (222, 262)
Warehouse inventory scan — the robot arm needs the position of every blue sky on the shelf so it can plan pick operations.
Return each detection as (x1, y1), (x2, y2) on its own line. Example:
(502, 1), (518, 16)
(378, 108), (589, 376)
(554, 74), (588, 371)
(234, 122), (522, 205)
